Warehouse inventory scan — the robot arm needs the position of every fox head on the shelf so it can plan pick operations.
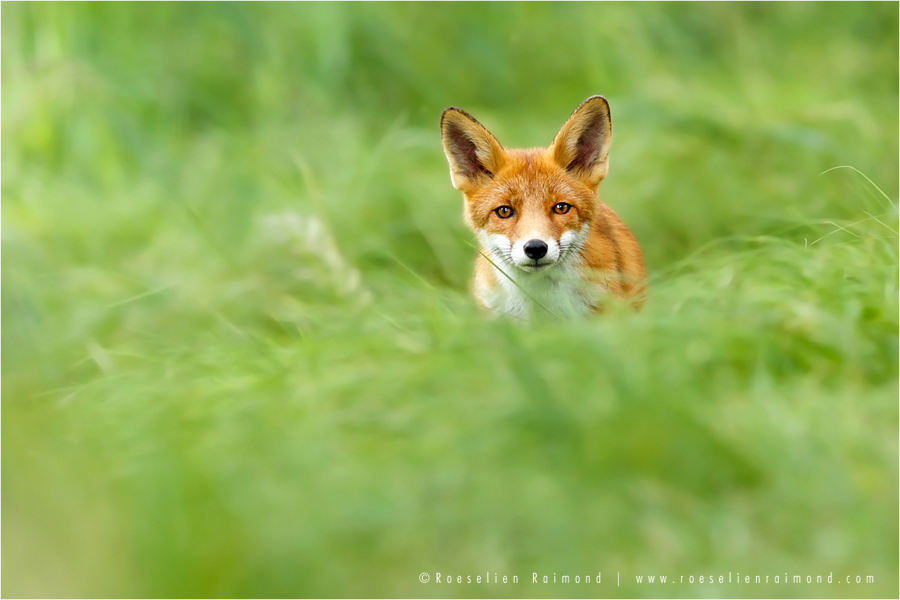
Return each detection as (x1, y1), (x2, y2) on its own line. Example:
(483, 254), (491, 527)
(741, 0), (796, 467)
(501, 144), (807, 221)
(441, 96), (612, 273)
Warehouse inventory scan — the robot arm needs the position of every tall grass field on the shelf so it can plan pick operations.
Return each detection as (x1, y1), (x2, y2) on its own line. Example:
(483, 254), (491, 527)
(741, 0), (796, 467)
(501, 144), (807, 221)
(3, 3), (898, 598)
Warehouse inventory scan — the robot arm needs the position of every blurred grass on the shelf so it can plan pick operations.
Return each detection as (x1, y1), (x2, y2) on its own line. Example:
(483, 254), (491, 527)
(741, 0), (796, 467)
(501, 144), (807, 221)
(2, 2), (898, 598)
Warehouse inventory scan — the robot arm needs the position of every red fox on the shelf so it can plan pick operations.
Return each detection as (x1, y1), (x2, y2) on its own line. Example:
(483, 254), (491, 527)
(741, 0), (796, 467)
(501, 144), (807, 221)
(440, 95), (646, 318)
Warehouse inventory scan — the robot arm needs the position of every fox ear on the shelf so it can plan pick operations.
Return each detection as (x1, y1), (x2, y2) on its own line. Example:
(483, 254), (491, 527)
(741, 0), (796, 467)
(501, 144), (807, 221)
(550, 96), (612, 187)
(441, 107), (506, 192)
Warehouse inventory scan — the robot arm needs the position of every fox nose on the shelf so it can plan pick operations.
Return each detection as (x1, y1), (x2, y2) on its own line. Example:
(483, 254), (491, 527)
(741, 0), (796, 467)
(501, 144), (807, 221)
(523, 239), (548, 260)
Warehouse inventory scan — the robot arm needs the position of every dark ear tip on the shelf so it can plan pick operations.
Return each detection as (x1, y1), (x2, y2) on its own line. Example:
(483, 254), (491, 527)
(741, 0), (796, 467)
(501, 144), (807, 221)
(441, 106), (487, 131)
(441, 107), (466, 128)
(580, 95), (610, 112)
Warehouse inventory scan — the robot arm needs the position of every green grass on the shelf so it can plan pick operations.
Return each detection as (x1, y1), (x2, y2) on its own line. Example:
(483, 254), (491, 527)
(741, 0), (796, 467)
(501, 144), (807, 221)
(3, 3), (898, 598)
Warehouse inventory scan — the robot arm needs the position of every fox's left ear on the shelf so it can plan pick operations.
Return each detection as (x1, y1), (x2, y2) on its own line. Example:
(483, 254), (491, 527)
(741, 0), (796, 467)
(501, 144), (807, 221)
(550, 96), (612, 187)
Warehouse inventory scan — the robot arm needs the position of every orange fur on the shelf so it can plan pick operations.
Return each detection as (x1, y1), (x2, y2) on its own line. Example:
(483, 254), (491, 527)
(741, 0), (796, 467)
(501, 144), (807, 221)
(441, 96), (646, 318)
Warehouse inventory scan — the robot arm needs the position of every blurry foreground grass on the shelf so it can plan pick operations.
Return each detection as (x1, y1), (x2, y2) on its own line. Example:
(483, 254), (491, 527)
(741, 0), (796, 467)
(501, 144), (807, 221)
(3, 3), (898, 598)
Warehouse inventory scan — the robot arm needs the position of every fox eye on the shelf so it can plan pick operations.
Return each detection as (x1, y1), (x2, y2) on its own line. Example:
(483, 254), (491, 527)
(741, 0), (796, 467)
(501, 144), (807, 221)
(494, 206), (514, 219)
(553, 202), (572, 215)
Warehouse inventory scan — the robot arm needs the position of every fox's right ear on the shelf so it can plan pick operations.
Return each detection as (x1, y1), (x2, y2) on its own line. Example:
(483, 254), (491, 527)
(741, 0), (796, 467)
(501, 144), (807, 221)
(441, 108), (506, 192)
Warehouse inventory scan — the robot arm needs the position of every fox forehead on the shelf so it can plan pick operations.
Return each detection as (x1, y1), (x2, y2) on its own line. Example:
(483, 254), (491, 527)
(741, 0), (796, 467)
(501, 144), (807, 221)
(465, 149), (595, 226)
(480, 149), (574, 199)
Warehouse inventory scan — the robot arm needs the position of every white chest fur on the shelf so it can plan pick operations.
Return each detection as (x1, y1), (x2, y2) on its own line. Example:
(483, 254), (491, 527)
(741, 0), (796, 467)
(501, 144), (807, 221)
(477, 256), (603, 319)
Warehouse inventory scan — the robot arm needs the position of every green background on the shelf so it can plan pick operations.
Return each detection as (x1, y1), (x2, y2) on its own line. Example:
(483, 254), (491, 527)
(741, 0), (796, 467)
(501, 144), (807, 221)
(3, 2), (898, 598)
